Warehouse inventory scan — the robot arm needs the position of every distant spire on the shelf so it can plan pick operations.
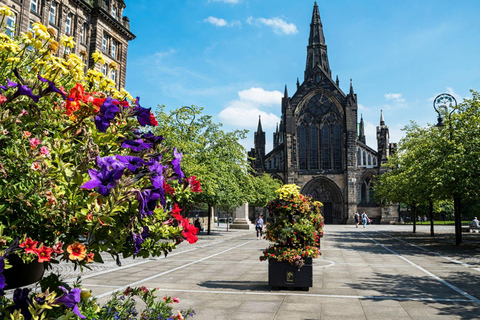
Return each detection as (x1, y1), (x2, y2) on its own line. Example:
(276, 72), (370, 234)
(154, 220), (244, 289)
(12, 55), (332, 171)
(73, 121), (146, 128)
(305, 1), (330, 78)
(284, 84), (288, 99)
(380, 110), (385, 126)
(296, 77), (300, 88)
(335, 75), (339, 86)
(257, 115), (263, 132)
(359, 113), (365, 143)
(349, 78), (354, 95)
(276, 123), (279, 132)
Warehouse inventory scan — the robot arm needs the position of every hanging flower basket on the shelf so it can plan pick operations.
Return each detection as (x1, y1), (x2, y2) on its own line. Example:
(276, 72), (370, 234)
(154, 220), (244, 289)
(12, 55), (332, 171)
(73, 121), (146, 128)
(3, 254), (45, 290)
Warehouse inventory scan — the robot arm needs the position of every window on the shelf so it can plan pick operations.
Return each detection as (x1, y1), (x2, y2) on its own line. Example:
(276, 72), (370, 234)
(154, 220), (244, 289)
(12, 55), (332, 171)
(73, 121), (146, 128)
(362, 151), (366, 166)
(49, 2), (57, 24)
(368, 154), (371, 166)
(31, 0), (38, 13)
(111, 40), (116, 58)
(102, 34), (107, 52)
(102, 63), (107, 75)
(112, 6), (117, 18)
(65, 46), (70, 55)
(333, 122), (342, 170)
(111, 69), (116, 81)
(65, 14), (72, 34)
(6, 14), (16, 38)
(357, 149), (361, 166)
(321, 124), (331, 170)
(309, 124), (318, 170)
(298, 124), (307, 170)
(80, 24), (85, 44)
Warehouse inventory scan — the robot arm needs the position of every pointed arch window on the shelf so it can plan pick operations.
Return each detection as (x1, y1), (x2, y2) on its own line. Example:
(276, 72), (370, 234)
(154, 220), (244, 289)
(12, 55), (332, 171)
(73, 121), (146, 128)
(361, 177), (375, 204)
(333, 121), (342, 170)
(357, 148), (361, 166)
(368, 154), (371, 166)
(309, 124), (318, 170)
(298, 124), (307, 170)
(363, 151), (366, 166)
(321, 123), (331, 170)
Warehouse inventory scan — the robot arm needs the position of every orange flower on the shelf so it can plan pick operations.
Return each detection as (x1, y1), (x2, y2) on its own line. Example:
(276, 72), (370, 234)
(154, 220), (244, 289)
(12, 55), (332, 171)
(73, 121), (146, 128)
(35, 245), (53, 263)
(67, 242), (87, 261)
(19, 238), (38, 254)
(86, 252), (94, 263)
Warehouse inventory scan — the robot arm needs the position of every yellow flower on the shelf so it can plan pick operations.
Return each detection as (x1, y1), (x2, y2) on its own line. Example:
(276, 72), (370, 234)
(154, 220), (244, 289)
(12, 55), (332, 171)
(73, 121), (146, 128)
(60, 35), (75, 49)
(47, 40), (59, 54)
(32, 22), (50, 41)
(0, 42), (20, 54)
(47, 27), (55, 37)
(0, 6), (14, 17)
(108, 61), (117, 70)
(91, 50), (105, 65)
(6, 57), (20, 63)
(32, 39), (43, 50)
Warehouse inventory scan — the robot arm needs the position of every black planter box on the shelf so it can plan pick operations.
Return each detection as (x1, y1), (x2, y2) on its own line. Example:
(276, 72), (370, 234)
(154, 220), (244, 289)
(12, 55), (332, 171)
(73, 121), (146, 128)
(268, 257), (313, 291)
(3, 255), (45, 290)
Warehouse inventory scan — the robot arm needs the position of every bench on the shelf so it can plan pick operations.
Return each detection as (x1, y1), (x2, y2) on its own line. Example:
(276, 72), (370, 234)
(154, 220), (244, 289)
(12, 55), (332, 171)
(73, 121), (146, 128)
(462, 225), (480, 233)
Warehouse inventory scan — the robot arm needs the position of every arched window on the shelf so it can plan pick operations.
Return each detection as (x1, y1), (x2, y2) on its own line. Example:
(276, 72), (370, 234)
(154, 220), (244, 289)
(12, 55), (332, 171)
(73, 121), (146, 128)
(361, 182), (367, 203)
(363, 151), (366, 166)
(321, 124), (331, 170)
(298, 124), (307, 170)
(357, 148), (361, 166)
(368, 154), (371, 166)
(333, 121), (342, 171)
(309, 124), (318, 170)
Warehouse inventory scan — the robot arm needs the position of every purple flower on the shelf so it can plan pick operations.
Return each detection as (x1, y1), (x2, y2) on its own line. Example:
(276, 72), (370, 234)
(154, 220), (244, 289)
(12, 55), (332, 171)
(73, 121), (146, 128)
(13, 288), (31, 320)
(116, 155), (146, 172)
(137, 188), (164, 218)
(141, 226), (149, 239)
(132, 233), (144, 255)
(80, 165), (125, 196)
(94, 97), (120, 132)
(121, 139), (153, 152)
(172, 147), (185, 184)
(132, 97), (153, 126)
(96, 155), (124, 169)
(37, 74), (66, 99)
(141, 132), (164, 144)
(0, 257), (5, 295)
(148, 160), (168, 189)
(4, 78), (40, 103)
(55, 287), (85, 319)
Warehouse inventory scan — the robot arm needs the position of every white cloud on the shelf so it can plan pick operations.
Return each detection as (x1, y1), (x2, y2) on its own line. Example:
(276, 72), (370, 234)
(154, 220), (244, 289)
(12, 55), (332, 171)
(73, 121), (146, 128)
(204, 16), (241, 27)
(218, 87), (282, 129)
(209, 0), (240, 3)
(358, 104), (369, 112)
(384, 93), (405, 103)
(247, 16), (298, 35)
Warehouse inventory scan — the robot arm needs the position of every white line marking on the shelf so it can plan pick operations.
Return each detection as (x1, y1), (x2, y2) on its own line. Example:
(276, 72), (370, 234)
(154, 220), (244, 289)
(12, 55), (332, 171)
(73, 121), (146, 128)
(150, 288), (473, 303)
(376, 231), (475, 268)
(361, 232), (480, 306)
(94, 240), (255, 299)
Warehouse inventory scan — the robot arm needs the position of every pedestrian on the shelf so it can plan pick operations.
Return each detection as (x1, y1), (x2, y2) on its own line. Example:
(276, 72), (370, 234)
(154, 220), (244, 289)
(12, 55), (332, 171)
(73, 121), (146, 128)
(255, 215), (264, 240)
(423, 215), (427, 222)
(471, 217), (480, 233)
(361, 212), (368, 228)
(354, 211), (360, 228)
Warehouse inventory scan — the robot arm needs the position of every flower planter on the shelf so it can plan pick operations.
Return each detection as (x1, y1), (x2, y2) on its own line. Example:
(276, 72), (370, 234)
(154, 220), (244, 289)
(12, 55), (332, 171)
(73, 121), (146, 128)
(3, 255), (45, 290)
(268, 257), (313, 291)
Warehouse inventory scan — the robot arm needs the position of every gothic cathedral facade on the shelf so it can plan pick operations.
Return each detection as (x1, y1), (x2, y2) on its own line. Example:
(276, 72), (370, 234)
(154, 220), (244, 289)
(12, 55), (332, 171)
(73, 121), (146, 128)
(249, 2), (399, 224)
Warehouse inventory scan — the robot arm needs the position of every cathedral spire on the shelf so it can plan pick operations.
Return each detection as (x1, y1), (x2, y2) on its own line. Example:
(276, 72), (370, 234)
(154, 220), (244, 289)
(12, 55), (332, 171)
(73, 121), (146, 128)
(336, 75), (339, 86)
(349, 78), (354, 95)
(380, 109), (385, 126)
(305, 1), (331, 79)
(257, 115), (263, 132)
(284, 84), (288, 99)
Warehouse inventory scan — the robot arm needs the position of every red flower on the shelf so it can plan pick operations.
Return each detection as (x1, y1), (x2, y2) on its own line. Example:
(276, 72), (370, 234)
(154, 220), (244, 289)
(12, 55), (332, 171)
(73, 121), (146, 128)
(181, 218), (198, 244)
(19, 238), (38, 254)
(124, 286), (133, 296)
(185, 176), (202, 193)
(163, 181), (175, 194)
(86, 252), (95, 263)
(171, 204), (183, 221)
(149, 112), (158, 126)
(65, 83), (85, 116)
(52, 242), (64, 254)
(35, 245), (53, 263)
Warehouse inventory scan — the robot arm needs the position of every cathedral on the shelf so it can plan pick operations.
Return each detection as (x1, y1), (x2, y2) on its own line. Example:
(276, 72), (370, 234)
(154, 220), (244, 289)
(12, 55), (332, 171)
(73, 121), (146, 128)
(249, 2), (399, 224)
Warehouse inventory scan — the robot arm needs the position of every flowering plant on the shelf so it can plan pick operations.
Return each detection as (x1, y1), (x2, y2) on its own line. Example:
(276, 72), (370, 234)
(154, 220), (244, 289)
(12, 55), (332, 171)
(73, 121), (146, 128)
(0, 10), (200, 282)
(0, 274), (194, 319)
(260, 184), (324, 269)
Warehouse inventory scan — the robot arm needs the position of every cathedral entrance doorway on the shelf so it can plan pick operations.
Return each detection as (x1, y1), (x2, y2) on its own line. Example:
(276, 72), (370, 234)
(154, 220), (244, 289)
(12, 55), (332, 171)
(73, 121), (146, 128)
(301, 177), (344, 224)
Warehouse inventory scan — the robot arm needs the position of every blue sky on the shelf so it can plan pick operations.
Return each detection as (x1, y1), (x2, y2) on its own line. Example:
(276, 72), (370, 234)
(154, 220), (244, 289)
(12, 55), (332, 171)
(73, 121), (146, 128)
(123, 0), (480, 152)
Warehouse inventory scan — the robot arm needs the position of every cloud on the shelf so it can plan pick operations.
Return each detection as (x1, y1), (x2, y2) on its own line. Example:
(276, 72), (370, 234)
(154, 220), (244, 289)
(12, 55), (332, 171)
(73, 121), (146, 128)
(204, 16), (241, 27)
(358, 104), (370, 112)
(247, 16), (298, 35)
(209, 0), (240, 3)
(218, 87), (282, 129)
(384, 93), (405, 103)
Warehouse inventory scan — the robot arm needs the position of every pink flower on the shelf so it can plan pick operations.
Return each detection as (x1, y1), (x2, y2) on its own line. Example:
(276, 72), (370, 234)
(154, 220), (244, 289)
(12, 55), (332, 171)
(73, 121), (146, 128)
(29, 138), (42, 149)
(18, 109), (28, 117)
(1, 129), (8, 135)
(40, 146), (50, 156)
(172, 297), (180, 303)
(52, 242), (64, 254)
(30, 162), (41, 171)
(23, 131), (31, 138)
(0, 94), (6, 104)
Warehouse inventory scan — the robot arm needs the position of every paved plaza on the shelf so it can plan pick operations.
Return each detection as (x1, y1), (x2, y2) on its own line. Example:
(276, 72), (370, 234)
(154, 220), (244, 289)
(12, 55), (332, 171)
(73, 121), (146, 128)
(64, 225), (480, 319)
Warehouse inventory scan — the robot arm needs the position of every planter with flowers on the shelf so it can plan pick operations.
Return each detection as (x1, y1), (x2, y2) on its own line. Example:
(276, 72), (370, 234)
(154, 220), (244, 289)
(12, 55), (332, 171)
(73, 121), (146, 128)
(260, 184), (324, 290)
(0, 8), (199, 318)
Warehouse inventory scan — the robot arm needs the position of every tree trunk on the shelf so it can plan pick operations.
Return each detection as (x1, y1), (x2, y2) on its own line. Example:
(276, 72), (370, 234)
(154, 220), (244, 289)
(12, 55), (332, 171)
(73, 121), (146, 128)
(454, 194), (462, 246)
(412, 205), (417, 233)
(226, 210), (229, 232)
(429, 201), (434, 237)
(207, 204), (213, 235)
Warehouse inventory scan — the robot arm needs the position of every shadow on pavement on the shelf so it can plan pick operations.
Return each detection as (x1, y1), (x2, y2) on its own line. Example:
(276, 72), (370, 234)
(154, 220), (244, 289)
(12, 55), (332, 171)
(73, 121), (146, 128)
(198, 280), (270, 291)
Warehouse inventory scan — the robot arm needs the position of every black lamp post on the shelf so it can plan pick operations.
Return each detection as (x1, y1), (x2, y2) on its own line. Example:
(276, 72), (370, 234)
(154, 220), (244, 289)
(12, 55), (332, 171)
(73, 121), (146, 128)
(433, 93), (461, 245)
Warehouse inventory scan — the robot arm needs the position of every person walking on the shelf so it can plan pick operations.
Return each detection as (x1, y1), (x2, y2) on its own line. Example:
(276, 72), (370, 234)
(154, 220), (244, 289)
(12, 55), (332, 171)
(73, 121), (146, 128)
(361, 212), (368, 228)
(255, 215), (264, 240)
(354, 211), (360, 228)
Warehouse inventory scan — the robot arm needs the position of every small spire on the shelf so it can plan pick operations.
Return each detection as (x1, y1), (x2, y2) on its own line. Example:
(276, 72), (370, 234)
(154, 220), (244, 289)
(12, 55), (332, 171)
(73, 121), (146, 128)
(296, 77), (300, 88)
(276, 123), (279, 132)
(257, 115), (263, 132)
(349, 78), (354, 95)
(380, 110), (385, 126)
(335, 75), (339, 86)
(284, 84), (288, 99)
(361, 113), (363, 122)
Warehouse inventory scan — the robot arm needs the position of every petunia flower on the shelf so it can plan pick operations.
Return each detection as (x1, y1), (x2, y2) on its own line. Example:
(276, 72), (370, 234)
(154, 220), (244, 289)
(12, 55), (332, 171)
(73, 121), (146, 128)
(80, 165), (125, 197)
(116, 155), (145, 172)
(35, 245), (53, 263)
(55, 287), (86, 319)
(172, 148), (185, 184)
(96, 155), (124, 170)
(37, 74), (66, 99)
(66, 242), (87, 261)
(0, 94), (6, 104)
(29, 138), (41, 149)
(137, 188), (164, 218)
(12, 288), (31, 319)
(132, 97), (153, 126)
(19, 238), (38, 254)
(121, 139), (152, 152)
(171, 204), (183, 221)
(94, 97), (120, 132)
(52, 242), (64, 254)
(185, 176), (202, 193)
(181, 218), (199, 244)
(0, 256), (5, 294)
(132, 233), (144, 255)
(65, 83), (85, 116)
(40, 146), (49, 156)
(141, 131), (164, 145)
(163, 181), (175, 194)
(6, 79), (40, 103)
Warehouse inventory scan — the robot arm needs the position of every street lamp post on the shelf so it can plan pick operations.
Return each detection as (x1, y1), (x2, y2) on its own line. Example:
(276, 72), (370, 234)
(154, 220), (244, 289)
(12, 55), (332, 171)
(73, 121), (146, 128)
(433, 93), (461, 245)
